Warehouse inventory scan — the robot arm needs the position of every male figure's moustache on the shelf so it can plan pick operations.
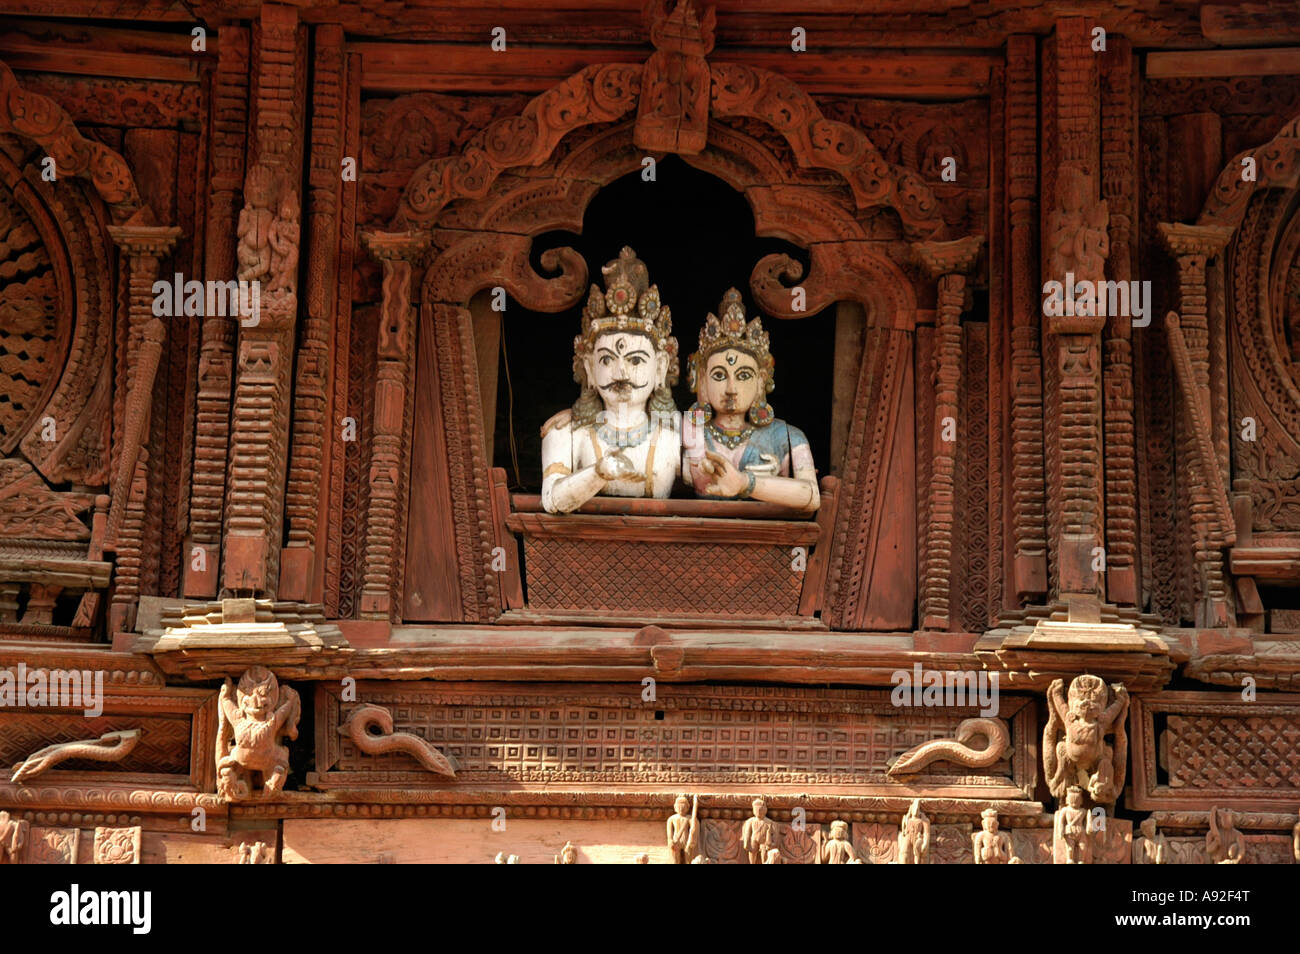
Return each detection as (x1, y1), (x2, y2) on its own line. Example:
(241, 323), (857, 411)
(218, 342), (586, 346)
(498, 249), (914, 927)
(602, 380), (635, 392)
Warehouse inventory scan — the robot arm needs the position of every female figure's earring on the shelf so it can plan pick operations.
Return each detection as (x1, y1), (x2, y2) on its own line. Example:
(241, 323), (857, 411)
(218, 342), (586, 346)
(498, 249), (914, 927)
(748, 399), (774, 427)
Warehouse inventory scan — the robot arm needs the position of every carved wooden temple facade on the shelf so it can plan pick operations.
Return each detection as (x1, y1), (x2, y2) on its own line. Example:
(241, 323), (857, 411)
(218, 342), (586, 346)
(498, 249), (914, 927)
(1, 0), (1299, 865)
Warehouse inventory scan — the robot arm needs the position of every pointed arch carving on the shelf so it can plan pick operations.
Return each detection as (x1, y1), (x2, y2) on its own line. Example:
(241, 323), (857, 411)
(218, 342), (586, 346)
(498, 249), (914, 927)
(1199, 115), (1300, 233)
(391, 51), (945, 240)
(0, 61), (146, 223)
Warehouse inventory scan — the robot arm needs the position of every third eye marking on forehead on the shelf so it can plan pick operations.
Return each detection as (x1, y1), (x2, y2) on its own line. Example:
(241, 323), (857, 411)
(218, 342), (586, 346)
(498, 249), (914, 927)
(597, 346), (649, 358)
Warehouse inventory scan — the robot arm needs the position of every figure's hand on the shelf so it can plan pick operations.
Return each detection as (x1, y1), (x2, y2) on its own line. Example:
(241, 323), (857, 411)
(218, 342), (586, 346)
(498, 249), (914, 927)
(700, 450), (749, 498)
(594, 451), (637, 482)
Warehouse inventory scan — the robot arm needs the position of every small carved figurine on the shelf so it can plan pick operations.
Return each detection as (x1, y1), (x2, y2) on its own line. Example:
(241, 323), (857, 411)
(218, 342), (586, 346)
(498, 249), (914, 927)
(1206, 807), (1245, 865)
(216, 666), (301, 801)
(764, 847), (782, 864)
(820, 820), (858, 864)
(1043, 674), (1129, 807)
(1054, 786), (1092, 864)
(234, 840), (274, 864)
(1133, 817), (1166, 865)
(266, 191), (300, 296)
(634, 853), (649, 864)
(541, 247), (681, 512)
(972, 808), (1018, 864)
(897, 799), (931, 864)
(555, 841), (578, 865)
(0, 810), (27, 864)
(236, 164), (276, 285)
(666, 793), (699, 864)
(682, 289), (819, 511)
(494, 852), (520, 864)
(740, 796), (776, 865)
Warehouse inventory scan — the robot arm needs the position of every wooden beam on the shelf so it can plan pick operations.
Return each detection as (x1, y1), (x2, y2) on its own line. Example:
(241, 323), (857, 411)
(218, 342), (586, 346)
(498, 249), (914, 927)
(350, 41), (996, 96)
(1201, 3), (1300, 47)
(1146, 48), (1300, 79)
(1228, 547), (1300, 580)
(0, 20), (207, 82)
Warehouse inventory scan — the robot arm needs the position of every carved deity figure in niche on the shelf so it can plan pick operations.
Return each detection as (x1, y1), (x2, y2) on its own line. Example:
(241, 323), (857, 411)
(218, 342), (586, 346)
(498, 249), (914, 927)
(1046, 165), (1109, 287)
(216, 666), (301, 801)
(541, 247), (680, 513)
(740, 796), (776, 865)
(666, 794), (699, 864)
(1043, 674), (1129, 806)
(0, 810), (27, 864)
(820, 820), (858, 864)
(1133, 817), (1166, 865)
(682, 289), (818, 511)
(1054, 786), (1093, 865)
(555, 841), (578, 864)
(972, 808), (1018, 864)
(1206, 808), (1246, 865)
(236, 164), (277, 285)
(896, 799), (931, 864)
(267, 191), (300, 296)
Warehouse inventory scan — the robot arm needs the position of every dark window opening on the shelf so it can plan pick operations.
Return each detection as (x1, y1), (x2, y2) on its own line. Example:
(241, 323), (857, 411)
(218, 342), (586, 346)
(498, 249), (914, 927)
(492, 155), (834, 494)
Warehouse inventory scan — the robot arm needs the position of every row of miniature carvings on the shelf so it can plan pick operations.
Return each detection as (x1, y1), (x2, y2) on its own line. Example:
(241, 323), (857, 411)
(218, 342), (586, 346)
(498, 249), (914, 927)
(525, 797), (1300, 865)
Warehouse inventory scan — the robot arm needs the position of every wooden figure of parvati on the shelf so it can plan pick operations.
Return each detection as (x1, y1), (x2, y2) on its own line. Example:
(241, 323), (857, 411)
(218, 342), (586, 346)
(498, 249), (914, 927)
(540, 247), (681, 513)
(682, 288), (819, 511)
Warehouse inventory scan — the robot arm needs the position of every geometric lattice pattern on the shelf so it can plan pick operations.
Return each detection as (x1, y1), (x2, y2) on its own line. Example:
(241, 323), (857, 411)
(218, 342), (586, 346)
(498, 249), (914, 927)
(523, 538), (803, 616)
(0, 713), (191, 775)
(334, 685), (1016, 787)
(1165, 715), (1300, 789)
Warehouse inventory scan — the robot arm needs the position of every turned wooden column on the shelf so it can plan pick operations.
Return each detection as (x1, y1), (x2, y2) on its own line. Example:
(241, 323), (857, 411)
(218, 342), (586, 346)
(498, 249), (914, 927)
(104, 224), (181, 634)
(1158, 221), (1236, 626)
(913, 236), (984, 630)
(359, 230), (428, 620)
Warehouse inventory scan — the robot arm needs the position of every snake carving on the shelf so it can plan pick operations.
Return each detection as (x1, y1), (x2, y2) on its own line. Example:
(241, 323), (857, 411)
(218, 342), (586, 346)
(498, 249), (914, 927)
(339, 704), (457, 777)
(886, 718), (1009, 776)
(11, 729), (142, 783)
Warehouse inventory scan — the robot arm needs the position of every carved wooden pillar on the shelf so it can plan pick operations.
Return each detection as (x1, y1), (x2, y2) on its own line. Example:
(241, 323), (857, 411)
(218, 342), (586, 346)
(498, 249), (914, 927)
(186, 25), (249, 598)
(1005, 34), (1048, 605)
(1042, 18), (1106, 611)
(221, 2), (306, 596)
(359, 231), (428, 620)
(1158, 222), (1236, 626)
(281, 23), (347, 602)
(105, 224), (181, 634)
(913, 237), (983, 630)
(1099, 38), (1139, 607)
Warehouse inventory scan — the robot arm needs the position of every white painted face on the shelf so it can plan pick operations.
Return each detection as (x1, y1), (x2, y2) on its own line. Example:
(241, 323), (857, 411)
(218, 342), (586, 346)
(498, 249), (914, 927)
(583, 331), (665, 412)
